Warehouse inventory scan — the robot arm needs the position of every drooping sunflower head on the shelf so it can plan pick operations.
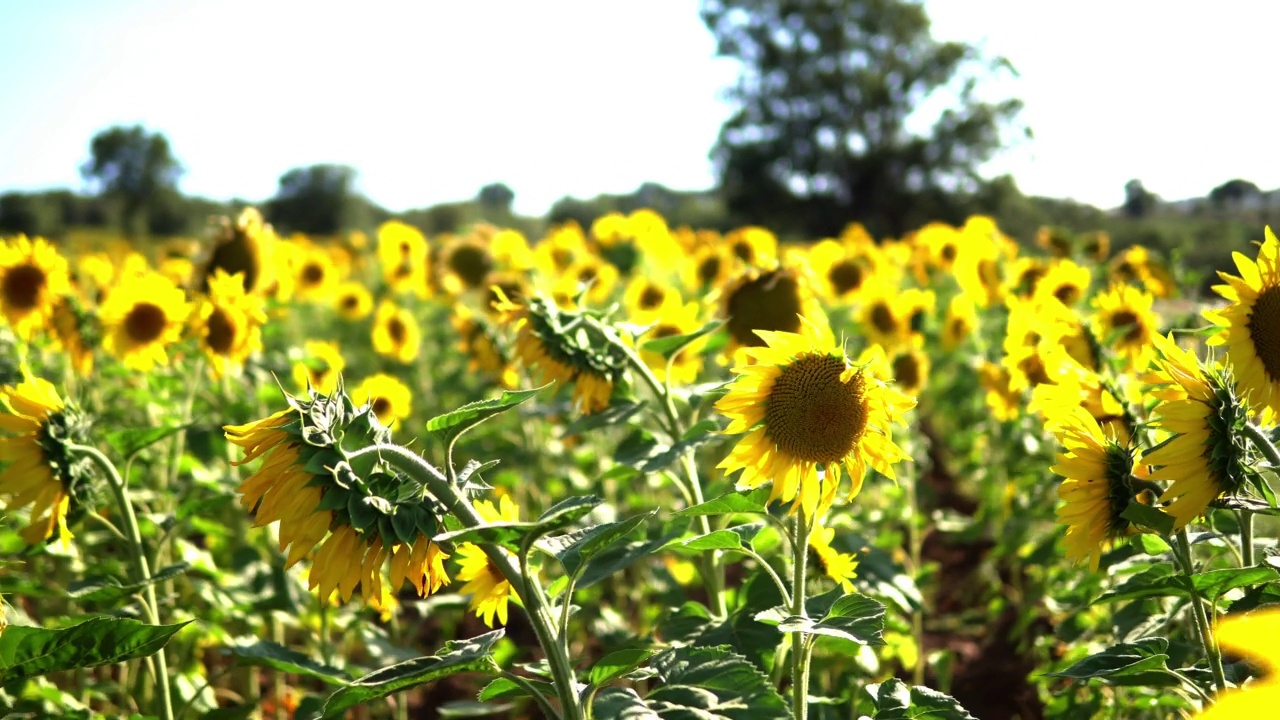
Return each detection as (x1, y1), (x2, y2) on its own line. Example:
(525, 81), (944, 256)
(1091, 283), (1160, 371)
(201, 208), (275, 296)
(0, 235), (72, 341)
(351, 373), (412, 429)
(49, 296), (97, 377)
(1051, 406), (1150, 571)
(456, 495), (521, 627)
(1143, 334), (1254, 530)
(100, 271), (191, 372)
(371, 300), (422, 364)
(716, 320), (916, 518)
(0, 371), (93, 546)
(1204, 227), (1280, 418)
(719, 264), (828, 358)
(452, 304), (519, 388)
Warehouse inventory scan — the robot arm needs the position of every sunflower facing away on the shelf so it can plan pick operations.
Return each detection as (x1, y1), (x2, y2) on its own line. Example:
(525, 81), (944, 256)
(193, 269), (267, 378)
(1050, 405), (1150, 571)
(719, 263), (829, 360)
(0, 235), (72, 341)
(1204, 227), (1280, 418)
(455, 495), (521, 627)
(716, 320), (915, 519)
(0, 372), (86, 546)
(1142, 334), (1251, 529)
(100, 271), (191, 371)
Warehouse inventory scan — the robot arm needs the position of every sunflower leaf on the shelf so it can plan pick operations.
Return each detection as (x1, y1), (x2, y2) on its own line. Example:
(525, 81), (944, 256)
(425, 385), (548, 445)
(478, 676), (556, 702)
(643, 645), (790, 720)
(1120, 501), (1175, 537)
(540, 512), (653, 578)
(640, 320), (724, 360)
(1046, 638), (1179, 686)
(67, 563), (191, 605)
(228, 638), (351, 686)
(320, 630), (503, 718)
(105, 423), (191, 460)
(866, 679), (977, 719)
(590, 648), (657, 687)
(0, 617), (190, 682)
(675, 488), (772, 517)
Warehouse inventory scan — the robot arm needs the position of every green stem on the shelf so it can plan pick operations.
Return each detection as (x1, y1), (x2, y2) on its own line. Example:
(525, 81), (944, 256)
(1173, 528), (1226, 694)
(791, 513), (812, 720)
(732, 548), (791, 608)
(71, 444), (174, 720)
(369, 444), (574, 720)
(1244, 422), (1280, 469)
(501, 670), (561, 720)
(1238, 510), (1255, 568)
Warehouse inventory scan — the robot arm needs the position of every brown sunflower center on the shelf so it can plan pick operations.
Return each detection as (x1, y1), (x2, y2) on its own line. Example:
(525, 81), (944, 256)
(639, 285), (666, 310)
(205, 307), (237, 354)
(1114, 261), (1136, 283)
(371, 396), (392, 420)
(698, 255), (722, 286)
(947, 317), (967, 338)
(869, 302), (897, 335)
(1018, 353), (1051, 386)
(651, 324), (680, 340)
(725, 271), (803, 347)
(205, 234), (259, 293)
(979, 259), (1000, 288)
(1249, 284), (1280, 381)
(3, 263), (46, 310)
(1054, 283), (1081, 305)
(1111, 310), (1144, 342)
(764, 353), (868, 464)
(341, 293), (359, 310)
(940, 244), (958, 263)
(301, 262), (325, 286)
(576, 265), (599, 286)
(1018, 268), (1046, 296)
(733, 241), (754, 263)
(828, 261), (864, 295)
(552, 248), (574, 271)
(449, 245), (493, 288)
(893, 353), (921, 390)
(124, 302), (168, 344)
(388, 317), (407, 345)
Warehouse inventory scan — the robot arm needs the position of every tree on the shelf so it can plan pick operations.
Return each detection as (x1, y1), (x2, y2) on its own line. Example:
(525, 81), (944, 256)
(477, 183), (516, 213)
(1209, 179), (1261, 211)
(702, 0), (1023, 238)
(1123, 179), (1156, 219)
(80, 125), (183, 236)
(266, 164), (356, 235)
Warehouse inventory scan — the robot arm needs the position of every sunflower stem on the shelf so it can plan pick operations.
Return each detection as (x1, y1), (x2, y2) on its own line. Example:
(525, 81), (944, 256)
(70, 443), (175, 720)
(372, 443), (575, 720)
(1238, 510), (1255, 568)
(1173, 528), (1227, 694)
(1244, 422), (1280, 472)
(790, 512), (812, 720)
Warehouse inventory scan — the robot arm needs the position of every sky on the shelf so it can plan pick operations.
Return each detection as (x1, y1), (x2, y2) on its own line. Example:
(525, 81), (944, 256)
(2, 1), (1278, 216)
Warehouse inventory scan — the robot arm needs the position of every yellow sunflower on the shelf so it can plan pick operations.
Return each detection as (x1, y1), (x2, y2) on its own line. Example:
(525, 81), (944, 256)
(99, 271), (191, 371)
(858, 283), (933, 351)
(201, 208), (276, 296)
(291, 340), (346, 395)
(682, 243), (733, 295)
(192, 269), (267, 379)
(918, 222), (962, 273)
(1082, 231), (1111, 263)
(534, 223), (589, 278)
(725, 227), (778, 268)
(807, 238), (881, 305)
(455, 495), (521, 627)
(624, 276), (680, 324)
(1034, 260), (1092, 308)
(889, 342), (930, 398)
(439, 235), (496, 295)
(809, 521), (858, 592)
(0, 235), (71, 340)
(490, 229), (534, 272)
(333, 281), (373, 320)
(452, 305), (519, 388)
(1189, 608), (1280, 719)
(716, 320), (915, 518)
(556, 257), (619, 306)
(719, 263), (829, 360)
(1143, 333), (1250, 529)
(952, 237), (1005, 309)
(1005, 257), (1049, 299)
(1204, 227), (1280, 417)
(292, 246), (340, 302)
(371, 300), (422, 363)
(978, 361), (1022, 422)
(941, 294), (977, 351)
(1051, 405), (1149, 571)
(376, 221), (430, 296)
(351, 373), (412, 428)
(638, 300), (706, 386)
(49, 297), (95, 377)
(1091, 283), (1160, 371)
(0, 372), (79, 546)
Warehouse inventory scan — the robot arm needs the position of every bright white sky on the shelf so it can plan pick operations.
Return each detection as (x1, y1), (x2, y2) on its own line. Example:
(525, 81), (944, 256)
(2, 1), (1276, 216)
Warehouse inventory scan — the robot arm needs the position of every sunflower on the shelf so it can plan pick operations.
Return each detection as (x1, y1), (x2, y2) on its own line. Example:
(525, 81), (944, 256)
(1204, 227), (1280, 417)
(49, 297), (95, 377)
(371, 300), (422, 364)
(941, 294), (977, 351)
(719, 264), (828, 359)
(333, 281), (373, 320)
(682, 243), (733, 295)
(858, 283), (933, 351)
(1005, 257), (1049, 298)
(1051, 405), (1150, 571)
(99, 271), (191, 371)
(1110, 245), (1175, 298)
(624, 276), (680, 324)
(0, 372), (86, 546)
(556, 257), (619, 306)
(1032, 363), (1135, 445)
(807, 239), (881, 305)
(201, 208), (275, 295)
(918, 222), (962, 272)
(809, 521), (858, 591)
(376, 221), (430, 296)
(725, 227), (778, 268)
(192, 269), (267, 378)
(292, 340), (346, 395)
(1081, 231), (1110, 263)
(534, 223), (590, 278)
(490, 229), (534, 272)
(638, 300), (706, 386)
(889, 343), (930, 397)
(1036, 227), (1074, 259)
(1189, 608), (1280, 719)
(952, 237), (1005, 309)
(1142, 334), (1252, 529)
(1034, 260), (1092, 308)
(292, 247), (340, 302)
(437, 235), (496, 296)
(1091, 283), (1160, 371)
(452, 305), (519, 388)
(0, 235), (72, 341)
(978, 361), (1022, 422)
(351, 374), (412, 428)
(455, 495), (521, 627)
(481, 271), (528, 316)
(716, 320), (915, 518)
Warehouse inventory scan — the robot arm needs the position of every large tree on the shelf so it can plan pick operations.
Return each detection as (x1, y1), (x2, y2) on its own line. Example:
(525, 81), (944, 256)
(266, 164), (357, 236)
(703, 0), (1023, 238)
(80, 125), (183, 236)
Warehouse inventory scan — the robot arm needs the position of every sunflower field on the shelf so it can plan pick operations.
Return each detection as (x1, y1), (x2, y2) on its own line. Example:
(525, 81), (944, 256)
(1, 210), (1279, 720)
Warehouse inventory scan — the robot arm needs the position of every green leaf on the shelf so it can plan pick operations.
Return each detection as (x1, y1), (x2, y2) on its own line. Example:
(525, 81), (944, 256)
(321, 630), (503, 718)
(675, 488), (771, 517)
(228, 638), (351, 686)
(590, 648), (656, 687)
(0, 617), (189, 682)
(666, 524), (764, 553)
(1192, 566), (1280, 599)
(657, 603), (777, 673)
(564, 401), (646, 435)
(533, 496), (602, 536)
(869, 679), (977, 719)
(594, 688), (661, 720)
(1094, 564), (1188, 604)
(646, 646), (790, 720)
(478, 676), (555, 702)
(577, 534), (676, 589)
(615, 429), (666, 468)
(425, 386), (547, 445)
(435, 522), (537, 550)
(1121, 502), (1175, 537)
(641, 320), (724, 359)
(541, 512), (653, 578)
(1047, 638), (1178, 687)
(786, 593), (886, 646)
(1134, 534), (1172, 555)
(66, 564), (191, 605)
(105, 423), (190, 459)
